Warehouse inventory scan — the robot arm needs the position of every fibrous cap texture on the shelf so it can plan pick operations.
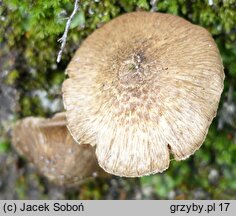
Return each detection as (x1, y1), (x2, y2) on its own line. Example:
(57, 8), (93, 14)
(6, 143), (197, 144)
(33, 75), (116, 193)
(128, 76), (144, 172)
(12, 113), (107, 185)
(62, 12), (224, 177)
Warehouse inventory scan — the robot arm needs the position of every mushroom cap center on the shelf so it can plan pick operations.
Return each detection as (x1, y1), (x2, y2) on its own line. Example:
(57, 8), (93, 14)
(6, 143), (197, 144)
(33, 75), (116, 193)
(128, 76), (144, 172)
(118, 51), (147, 86)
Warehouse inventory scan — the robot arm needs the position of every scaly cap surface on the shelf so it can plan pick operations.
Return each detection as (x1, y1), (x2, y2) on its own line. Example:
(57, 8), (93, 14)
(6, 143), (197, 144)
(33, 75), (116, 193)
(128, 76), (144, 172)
(62, 12), (224, 177)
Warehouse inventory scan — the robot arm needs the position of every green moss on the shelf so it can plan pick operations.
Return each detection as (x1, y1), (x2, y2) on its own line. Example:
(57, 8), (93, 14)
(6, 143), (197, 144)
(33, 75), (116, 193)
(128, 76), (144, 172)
(4, 70), (20, 85)
(0, 139), (11, 154)
(1, 0), (236, 199)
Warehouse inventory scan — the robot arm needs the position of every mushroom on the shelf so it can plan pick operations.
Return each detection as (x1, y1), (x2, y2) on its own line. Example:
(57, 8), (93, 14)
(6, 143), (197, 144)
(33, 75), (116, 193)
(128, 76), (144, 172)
(62, 12), (224, 177)
(12, 112), (108, 185)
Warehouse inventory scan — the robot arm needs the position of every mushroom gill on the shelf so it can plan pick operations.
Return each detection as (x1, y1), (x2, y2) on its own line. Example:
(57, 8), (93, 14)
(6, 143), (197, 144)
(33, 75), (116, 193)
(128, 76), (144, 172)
(12, 112), (108, 185)
(62, 12), (224, 177)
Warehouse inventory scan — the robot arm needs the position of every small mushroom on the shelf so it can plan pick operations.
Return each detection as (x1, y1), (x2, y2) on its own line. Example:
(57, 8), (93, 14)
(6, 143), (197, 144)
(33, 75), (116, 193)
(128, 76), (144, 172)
(62, 12), (224, 177)
(12, 112), (108, 185)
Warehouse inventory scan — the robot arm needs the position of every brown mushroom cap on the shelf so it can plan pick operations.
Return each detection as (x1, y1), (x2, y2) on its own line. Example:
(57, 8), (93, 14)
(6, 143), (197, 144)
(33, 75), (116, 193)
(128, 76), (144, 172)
(12, 112), (108, 185)
(62, 12), (224, 177)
